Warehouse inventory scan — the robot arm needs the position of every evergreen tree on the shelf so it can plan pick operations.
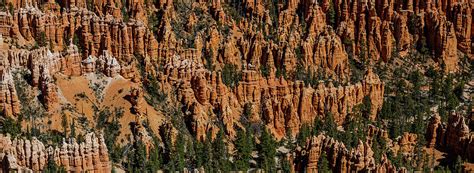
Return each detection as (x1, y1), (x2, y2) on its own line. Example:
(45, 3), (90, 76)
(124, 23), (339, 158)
(453, 155), (463, 173)
(175, 133), (186, 171)
(312, 118), (323, 136)
(327, 2), (336, 28)
(323, 113), (337, 137)
(146, 137), (162, 172)
(372, 135), (387, 164)
(203, 136), (214, 171)
(213, 129), (231, 172)
(69, 119), (76, 139)
(234, 128), (254, 171)
(61, 113), (68, 137)
(297, 124), (311, 147)
(127, 141), (147, 172)
(318, 152), (330, 172)
(361, 96), (372, 119)
(194, 140), (206, 168)
(222, 64), (242, 89)
(43, 158), (66, 173)
(281, 155), (291, 173)
(36, 32), (47, 47)
(443, 75), (460, 111)
(258, 128), (277, 171)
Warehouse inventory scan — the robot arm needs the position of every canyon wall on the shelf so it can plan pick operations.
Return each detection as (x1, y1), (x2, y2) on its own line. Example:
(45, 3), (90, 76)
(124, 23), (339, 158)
(159, 52), (384, 140)
(426, 113), (474, 162)
(0, 132), (111, 173)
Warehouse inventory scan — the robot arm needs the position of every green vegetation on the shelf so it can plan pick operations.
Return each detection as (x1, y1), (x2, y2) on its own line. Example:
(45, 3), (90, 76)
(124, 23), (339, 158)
(86, 0), (93, 11)
(94, 107), (124, 163)
(134, 54), (167, 109)
(318, 152), (330, 172)
(10, 70), (46, 138)
(259, 64), (270, 78)
(327, 2), (336, 28)
(43, 158), (66, 173)
(0, 117), (22, 137)
(276, 66), (287, 79)
(144, 74), (168, 106)
(205, 50), (215, 71)
(121, 0), (129, 22)
(148, 11), (161, 35)
(295, 64), (325, 87)
(73, 32), (83, 53)
(126, 140), (147, 172)
(145, 137), (163, 172)
(257, 128), (277, 171)
(36, 32), (48, 48)
(222, 64), (242, 89)
(234, 128), (254, 171)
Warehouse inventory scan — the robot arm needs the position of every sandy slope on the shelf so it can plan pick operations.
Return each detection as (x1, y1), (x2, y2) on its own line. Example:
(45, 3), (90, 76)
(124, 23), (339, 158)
(55, 74), (164, 144)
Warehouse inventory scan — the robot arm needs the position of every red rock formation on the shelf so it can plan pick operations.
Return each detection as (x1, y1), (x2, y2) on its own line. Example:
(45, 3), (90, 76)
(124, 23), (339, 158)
(394, 11), (411, 57)
(397, 133), (418, 154)
(159, 47), (384, 140)
(426, 115), (442, 148)
(38, 66), (59, 111)
(425, 10), (459, 72)
(0, 70), (20, 117)
(452, 3), (472, 54)
(426, 113), (474, 162)
(61, 43), (82, 76)
(0, 6), (157, 63)
(81, 55), (96, 74)
(0, 0), (471, 170)
(300, 134), (399, 173)
(96, 51), (121, 77)
(0, 133), (110, 172)
(303, 29), (350, 80)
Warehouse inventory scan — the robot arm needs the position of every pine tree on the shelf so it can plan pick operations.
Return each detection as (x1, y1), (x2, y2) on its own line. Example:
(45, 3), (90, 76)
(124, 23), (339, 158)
(61, 113), (68, 137)
(43, 158), (66, 173)
(327, 2), (336, 28)
(36, 32), (47, 47)
(297, 124), (311, 147)
(318, 152), (330, 172)
(222, 63), (242, 89)
(175, 133), (186, 171)
(312, 118), (323, 136)
(194, 140), (206, 168)
(361, 96), (372, 119)
(146, 138), (162, 172)
(234, 128), (253, 171)
(453, 155), (463, 173)
(203, 136), (214, 172)
(1, 117), (21, 137)
(69, 119), (76, 138)
(127, 141), (147, 172)
(258, 128), (277, 171)
(281, 155), (291, 173)
(323, 113), (337, 137)
(213, 129), (231, 172)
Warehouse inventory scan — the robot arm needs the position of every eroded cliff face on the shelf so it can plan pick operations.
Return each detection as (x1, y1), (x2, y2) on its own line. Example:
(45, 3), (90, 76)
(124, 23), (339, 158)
(2, 4), (157, 64)
(426, 113), (474, 162)
(0, 70), (20, 117)
(293, 123), (432, 173)
(0, 132), (110, 173)
(156, 51), (384, 140)
(299, 134), (396, 173)
(0, 0), (471, 172)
